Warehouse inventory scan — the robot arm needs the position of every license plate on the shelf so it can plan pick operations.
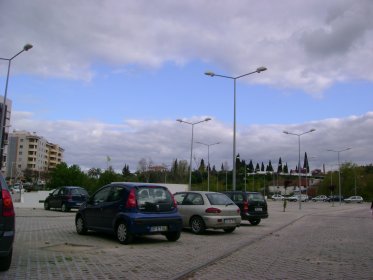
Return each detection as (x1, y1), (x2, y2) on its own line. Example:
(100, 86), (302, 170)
(150, 226), (168, 232)
(255, 208), (262, 211)
(224, 219), (235, 224)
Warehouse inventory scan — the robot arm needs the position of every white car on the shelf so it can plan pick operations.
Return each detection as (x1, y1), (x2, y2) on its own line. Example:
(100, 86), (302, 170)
(287, 194), (309, 202)
(344, 196), (363, 203)
(271, 194), (285, 201)
(311, 195), (328, 202)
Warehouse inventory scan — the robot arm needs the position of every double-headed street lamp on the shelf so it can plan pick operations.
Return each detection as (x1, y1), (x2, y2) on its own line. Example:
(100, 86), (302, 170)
(196, 141), (220, 191)
(205, 66), (267, 190)
(177, 117), (211, 190)
(327, 147), (351, 206)
(0, 44), (33, 169)
(283, 128), (316, 210)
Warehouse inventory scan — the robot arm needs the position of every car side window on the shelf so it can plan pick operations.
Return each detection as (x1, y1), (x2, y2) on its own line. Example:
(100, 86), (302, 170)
(107, 186), (125, 202)
(92, 187), (111, 204)
(233, 193), (244, 202)
(174, 193), (186, 205)
(184, 193), (204, 205)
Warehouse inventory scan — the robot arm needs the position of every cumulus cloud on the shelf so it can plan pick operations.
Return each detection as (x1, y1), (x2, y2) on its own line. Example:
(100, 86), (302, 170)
(11, 111), (373, 172)
(1, 0), (373, 92)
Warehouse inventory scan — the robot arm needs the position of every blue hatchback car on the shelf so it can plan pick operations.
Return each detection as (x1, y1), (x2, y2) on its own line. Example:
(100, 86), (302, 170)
(75, 183), (182, 244)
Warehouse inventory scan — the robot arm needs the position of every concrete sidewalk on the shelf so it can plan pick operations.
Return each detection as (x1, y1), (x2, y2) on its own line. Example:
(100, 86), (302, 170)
(11, 191), (50, 209)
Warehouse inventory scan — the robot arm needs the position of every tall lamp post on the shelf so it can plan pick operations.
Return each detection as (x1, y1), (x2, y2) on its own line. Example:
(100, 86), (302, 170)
(196, 141), (220, 191)
(0, 44), (33, 170)
(177, 117), (211, 190)
(283, 128), (316, 210)
(205, 66), (267, 190)
(327, 148), (351, 205)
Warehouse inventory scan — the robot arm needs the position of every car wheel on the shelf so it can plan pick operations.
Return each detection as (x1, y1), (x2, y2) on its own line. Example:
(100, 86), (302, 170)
(44, 201), (50, 210)
(223, 227), (236, 233)
(116, 221), (133, 244)
(61, 203), (69, 212)
(249, 219), (261, 226)
(190, 216), (205, 234)
(165, 231), (181, 242)
(0, 249), (12, 271)
(76, 215), (88, 235)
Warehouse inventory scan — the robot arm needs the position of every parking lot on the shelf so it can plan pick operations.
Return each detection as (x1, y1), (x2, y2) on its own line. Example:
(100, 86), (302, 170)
(1, 198), (373, 280)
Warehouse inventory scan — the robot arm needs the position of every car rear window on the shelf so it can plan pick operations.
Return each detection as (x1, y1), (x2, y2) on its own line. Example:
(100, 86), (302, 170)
(206, 193), (234, 205)
(247, 193), (265, 202)
(136, 187), (173, 212)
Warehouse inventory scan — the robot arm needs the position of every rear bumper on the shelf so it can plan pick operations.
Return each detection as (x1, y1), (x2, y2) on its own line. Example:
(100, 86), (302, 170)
(0, 230), (14, 257)
(242, 212), (268, 220)
(202, 215), (241, 229)
(129, 215), (183, 234)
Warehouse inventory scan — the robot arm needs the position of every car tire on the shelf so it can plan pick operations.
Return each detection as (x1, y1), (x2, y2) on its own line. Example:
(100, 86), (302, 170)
(223, 227), (236, 233)
(190, 216), (205, 234)
(116, 221), (133, 244)
(44, 201), (50, 210)
(76, 215), (88, 235)
(249, 219), (261, 226)
(165, 231), (181, 242)
(61, 203), (69, 212)
(0, 249), (12, 271)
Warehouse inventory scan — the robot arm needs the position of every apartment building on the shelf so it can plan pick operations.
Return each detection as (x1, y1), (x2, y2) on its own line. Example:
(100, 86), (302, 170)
(0, 98), (12, 174)
(6, 130), (64, 179)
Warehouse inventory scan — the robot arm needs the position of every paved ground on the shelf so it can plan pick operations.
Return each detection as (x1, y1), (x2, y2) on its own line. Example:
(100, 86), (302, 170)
(1, 197), (373, 280)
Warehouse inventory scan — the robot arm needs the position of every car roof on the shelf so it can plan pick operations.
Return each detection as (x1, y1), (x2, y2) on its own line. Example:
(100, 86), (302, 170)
(175, 191), (220, 194)
(110, 182), (166, 188)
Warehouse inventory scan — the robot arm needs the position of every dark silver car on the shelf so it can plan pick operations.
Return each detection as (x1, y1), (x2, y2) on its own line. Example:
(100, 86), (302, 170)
(0, 174), (15, 271)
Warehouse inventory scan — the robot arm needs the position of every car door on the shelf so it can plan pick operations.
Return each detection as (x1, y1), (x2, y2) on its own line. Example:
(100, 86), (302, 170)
(84, 186), (111, 229)
(181, 193), (205, 227)
(48, 188), (62, 208)
(100, 186), (126, 230)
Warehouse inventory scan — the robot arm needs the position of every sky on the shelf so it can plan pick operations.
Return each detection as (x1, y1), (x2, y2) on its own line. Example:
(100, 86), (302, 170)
(0, 0), (372, 173)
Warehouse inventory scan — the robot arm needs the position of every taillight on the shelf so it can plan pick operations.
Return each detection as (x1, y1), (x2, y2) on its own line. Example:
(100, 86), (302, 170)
(2, 189), (15, 217)
(126, 188), (137, 208)
(237, 208), (240, 214)
(205, 207), (221, 214)
(243, 201), (248, 214)
(170, 193), (177, 208)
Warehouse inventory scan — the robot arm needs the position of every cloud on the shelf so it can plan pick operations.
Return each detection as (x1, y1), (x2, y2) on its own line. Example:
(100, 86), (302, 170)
(11, 111), (373, 172)
(1, 0), (373, 93)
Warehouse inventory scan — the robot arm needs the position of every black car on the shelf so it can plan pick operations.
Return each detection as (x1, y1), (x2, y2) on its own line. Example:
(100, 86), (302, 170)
(328, 195), (344, 202)
(223, 191), (268, 225)
(44, 186), (89, 212)
(75, 183), (183, 244)
(0, 174), (15, 271)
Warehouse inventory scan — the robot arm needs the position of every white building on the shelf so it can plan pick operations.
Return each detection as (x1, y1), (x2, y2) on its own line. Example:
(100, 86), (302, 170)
(6, 130), (64, 179)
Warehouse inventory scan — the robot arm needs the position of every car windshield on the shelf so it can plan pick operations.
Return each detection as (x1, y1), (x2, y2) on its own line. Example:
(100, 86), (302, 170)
(206, 193), (234, 205)
(247, 193), (265, 202)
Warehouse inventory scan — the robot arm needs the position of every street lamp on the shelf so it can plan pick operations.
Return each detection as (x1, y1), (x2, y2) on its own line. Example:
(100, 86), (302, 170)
(205, 66), (267, 190)
(177, 117), (211, 190)
(283, 128), (316, 210)
(0, 44), (33, 170)
(327, 147), (351, 205)
(196, 141), (220, 191)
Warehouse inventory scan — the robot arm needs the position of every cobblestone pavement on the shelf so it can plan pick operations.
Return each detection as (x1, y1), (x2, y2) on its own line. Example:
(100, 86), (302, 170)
(1, 201), (372, 279)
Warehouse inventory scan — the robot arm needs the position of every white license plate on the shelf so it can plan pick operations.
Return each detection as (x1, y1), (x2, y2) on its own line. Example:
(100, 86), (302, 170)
(224, 219), (235, 224)
(255, 208), (262, 211)
(150, 226), (168, 232)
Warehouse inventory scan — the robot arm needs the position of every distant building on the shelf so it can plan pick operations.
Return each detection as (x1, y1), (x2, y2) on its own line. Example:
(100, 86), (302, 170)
(0, 98), (12, 174)
(6, 130), (64, 179)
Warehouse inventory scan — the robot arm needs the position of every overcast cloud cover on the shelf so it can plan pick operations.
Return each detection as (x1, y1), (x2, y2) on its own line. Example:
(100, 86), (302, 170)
(1, 0), (373, 172)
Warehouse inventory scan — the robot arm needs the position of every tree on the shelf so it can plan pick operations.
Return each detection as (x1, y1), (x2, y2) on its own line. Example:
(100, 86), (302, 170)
(277, 157), (283, 173)
(122, 164), (131, 177)
(303, 152), (309, 173)
(198, 159), (206, 173)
